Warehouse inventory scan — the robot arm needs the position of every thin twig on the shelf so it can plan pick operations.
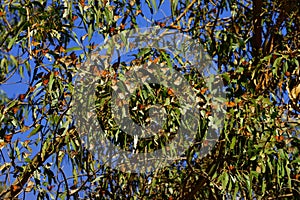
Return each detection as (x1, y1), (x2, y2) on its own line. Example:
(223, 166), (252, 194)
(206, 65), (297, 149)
(59, 168), (71, 199)
(171, 0), (197, 26)
(26, 7), (32, 59)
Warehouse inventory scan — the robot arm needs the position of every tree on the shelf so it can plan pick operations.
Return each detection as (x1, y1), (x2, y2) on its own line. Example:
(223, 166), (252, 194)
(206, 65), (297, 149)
(0, 0), (299, 199)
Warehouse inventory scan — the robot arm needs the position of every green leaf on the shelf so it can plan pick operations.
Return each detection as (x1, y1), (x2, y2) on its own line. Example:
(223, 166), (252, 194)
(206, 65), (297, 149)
(48, 72), (54, 92)
(250, 156), (256, 161)
(272, 56), (282, 77)
(233, 181), (239, 199)
(8, 36), (18, 50)
(5, 100), (18, 111)
(236, 67), (244, 73)
(230, 136), (236, 150)
(171, 0), (179, 16)
(91, 175), (104, 183)
(150, 0), (157, 12)
(24, 157), (31, 163)
(222, 172), (229, 190)
(294, 58), (299, 68)
(27, 124), (42, 138)
(88, 23), (93, 41)
(15, 145), (21, 160)
(9, 55), (18, 67)
(65, 46), (82, 53)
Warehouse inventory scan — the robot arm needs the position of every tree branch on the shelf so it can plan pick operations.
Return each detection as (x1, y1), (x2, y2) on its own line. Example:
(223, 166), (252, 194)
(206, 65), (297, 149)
(0, 128), (78, 199)
(251, 0), (263, 61)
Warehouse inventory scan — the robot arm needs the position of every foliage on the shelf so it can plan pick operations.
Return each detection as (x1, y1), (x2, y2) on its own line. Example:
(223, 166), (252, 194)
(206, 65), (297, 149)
(0, 0), (299, 199)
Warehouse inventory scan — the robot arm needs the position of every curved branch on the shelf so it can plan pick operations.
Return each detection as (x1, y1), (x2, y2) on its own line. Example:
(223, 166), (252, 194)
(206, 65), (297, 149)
(0, 127), (78, 199)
